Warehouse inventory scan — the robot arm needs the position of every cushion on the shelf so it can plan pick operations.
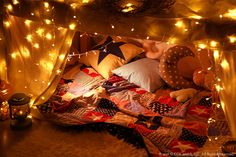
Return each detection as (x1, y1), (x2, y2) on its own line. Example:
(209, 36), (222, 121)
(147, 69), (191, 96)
(159, 45), (197, 89)
(79, 36), (143, 79)
(112, 58), (165, 92)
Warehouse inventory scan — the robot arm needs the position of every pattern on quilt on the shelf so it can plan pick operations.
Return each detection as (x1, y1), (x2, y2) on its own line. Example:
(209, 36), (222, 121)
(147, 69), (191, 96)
(38, 68), (215, 157)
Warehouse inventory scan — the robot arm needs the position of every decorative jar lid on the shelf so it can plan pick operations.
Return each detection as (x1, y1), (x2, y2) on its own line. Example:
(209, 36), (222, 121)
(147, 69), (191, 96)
(8, 93), (30, 106)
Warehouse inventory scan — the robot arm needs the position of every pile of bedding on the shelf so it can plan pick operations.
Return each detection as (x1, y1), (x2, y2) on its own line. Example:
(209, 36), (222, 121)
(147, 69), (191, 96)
(37, 36), (215, 156)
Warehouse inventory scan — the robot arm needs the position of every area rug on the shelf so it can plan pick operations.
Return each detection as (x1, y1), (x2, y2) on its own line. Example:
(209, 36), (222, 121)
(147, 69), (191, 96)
(5, 121), (149, 157)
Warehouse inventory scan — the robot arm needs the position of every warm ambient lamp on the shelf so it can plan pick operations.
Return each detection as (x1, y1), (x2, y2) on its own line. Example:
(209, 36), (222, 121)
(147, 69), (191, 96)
(8, 93), (32, 129)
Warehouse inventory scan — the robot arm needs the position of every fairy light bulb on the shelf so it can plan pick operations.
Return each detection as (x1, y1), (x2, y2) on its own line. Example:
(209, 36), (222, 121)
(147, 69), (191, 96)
(45, 19), (51, 25)
(69, 23), (76, 30)
(6, 4), (13, 11)
(210, 41), (218, 47)
(33, 43), (40, 49)
(198, 43), (207, 49)
(24, 20), (32, 27)
(26, 34), (33, 42)
(175, 20), (184, 28)
(82, 0), (90, 3)
(213, 50), (220, 61)
(228, 35), (236, 43)
(36, 28), (44, 37)
(3, 21), (10, 28)
(44, 2), (49, 8)
(13, 0), (19, 5)
(45, 33), (52, 40)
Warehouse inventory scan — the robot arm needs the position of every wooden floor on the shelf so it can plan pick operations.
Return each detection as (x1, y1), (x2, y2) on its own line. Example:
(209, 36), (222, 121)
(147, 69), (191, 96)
(0, 118), (149, 157)
(0, 119), (43, 157)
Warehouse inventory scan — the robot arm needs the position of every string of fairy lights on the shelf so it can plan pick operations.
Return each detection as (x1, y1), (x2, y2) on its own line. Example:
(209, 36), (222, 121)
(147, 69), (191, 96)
(1, 0), (236, 138)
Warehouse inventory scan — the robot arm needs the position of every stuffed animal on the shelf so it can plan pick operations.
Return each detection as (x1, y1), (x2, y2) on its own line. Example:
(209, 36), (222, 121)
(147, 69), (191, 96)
(193, 68), (214, 91)
(170, 88), (197, 102)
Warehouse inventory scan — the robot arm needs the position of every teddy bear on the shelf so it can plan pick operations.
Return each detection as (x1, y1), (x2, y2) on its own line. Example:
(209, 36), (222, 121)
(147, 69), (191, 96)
(170, 88), (197, 102)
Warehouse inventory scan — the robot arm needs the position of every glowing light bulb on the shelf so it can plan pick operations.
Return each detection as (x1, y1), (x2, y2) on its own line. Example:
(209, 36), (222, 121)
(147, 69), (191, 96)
(44, 2), (49, 8)
(146, 36), (150, 40)
(131, 28), (135, 32)
(210, 41), (218, 47)
(111, 25), (115, 29)
(198, 43), (207, 49)
(13, 0), (19, 5)
(69, 23), (76, 30)
(70, 3), (77, 9)
(59, 54), (65, 60)
(11, 53), (17, 59)
(33, 43), (40, 49)
(82, 0), (90, 3)
(36, 28), (44, 36)
(94, 32), (98, 35)
(26, 34), (33, 42)
(219, 14), (223, 18)
(175, 20), (184, 28)
(228, 35), (236, 43)
(3, 21), (10, 28)
(221, 59), (229, 70)
(213, 50), (220, 61)
(195, 21), (200, 25)
(45, 33), (52, 40)
(45, 19), (51, 25)
(224, 9), (236, 19)
(189, 15), (202, 19)
(24, 20), (32, 27)
(6, 4), (13, 11)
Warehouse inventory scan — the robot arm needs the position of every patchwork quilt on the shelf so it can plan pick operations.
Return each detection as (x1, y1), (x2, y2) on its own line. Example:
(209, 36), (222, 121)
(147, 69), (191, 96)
(38, 67), (214, 157)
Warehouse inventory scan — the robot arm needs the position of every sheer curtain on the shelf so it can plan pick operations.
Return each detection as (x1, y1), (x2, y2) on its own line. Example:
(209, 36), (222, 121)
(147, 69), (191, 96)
(0, 15), (75, 106)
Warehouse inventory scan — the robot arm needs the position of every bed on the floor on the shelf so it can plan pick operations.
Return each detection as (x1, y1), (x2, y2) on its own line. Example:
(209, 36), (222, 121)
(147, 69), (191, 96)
(36, 35), (217, 156)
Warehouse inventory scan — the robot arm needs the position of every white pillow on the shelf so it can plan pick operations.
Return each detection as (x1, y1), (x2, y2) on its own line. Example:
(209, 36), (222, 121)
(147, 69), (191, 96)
(112, 58), (165, 92)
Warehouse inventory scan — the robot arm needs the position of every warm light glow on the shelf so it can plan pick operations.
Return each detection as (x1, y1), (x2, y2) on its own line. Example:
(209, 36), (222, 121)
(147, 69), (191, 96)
(210, 41), (218, 47)
(24, 20), (32, 27)
(56, 69), (62, 74)
(26, 34), (33, 42)
(69, 23), (76, 30)
(219, 14), (223, 18)
(167, 37), (178, 44)
(94, 32), (98, 35)
(40, 60), (54, 71)
(121, 3), (135, 13)
(146, 36), (150, 40)
(175, 20), (184, 28)
(6, 4), (13, 11)
(131, 28), (135, 32)
(19, 111), (23, 115)
(11, 52), (17, 59)
(44, 2), (49, 8)
(59, 54), (65, 60)
(111, 25), (115, 29)
(27, 115), (32, 119)
(33, 43), (40, 49)
(70, 3), (77, 9)
(213, 50), (220, 61)
(3, 21), (10, 28)
(189, 15), (202, 19)
(13, 0), (19, 5)
(20, 46), (31, 58)
(224, 9), (236, 19)
(198, 43), (207, 49)
(195, 21), (200, 25)
(221, 59), (230, 70)
(82, 0), (90, 3)
(126, 3), (133, 7)
(36, 28), (44, 37)
(41, 96), (45, 100)
(45, 33), (53, 40)
(45, 19), (52, 25)
(228, 35), (236, 43)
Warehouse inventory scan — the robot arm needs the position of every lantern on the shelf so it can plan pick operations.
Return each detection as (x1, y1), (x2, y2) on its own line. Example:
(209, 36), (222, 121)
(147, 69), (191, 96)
(8, 93), (32, 129)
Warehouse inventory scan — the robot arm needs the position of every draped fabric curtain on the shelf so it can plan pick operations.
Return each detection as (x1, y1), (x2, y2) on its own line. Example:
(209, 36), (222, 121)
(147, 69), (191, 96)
(0, 15), (75, 106)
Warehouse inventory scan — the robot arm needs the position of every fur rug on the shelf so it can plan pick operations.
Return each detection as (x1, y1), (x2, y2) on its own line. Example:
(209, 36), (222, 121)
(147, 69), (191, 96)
(5, 121), (148, 157)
